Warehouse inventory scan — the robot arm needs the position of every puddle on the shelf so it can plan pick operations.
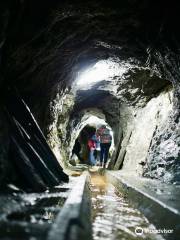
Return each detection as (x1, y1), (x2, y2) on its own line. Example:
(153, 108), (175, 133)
(90, 173), (164, 240)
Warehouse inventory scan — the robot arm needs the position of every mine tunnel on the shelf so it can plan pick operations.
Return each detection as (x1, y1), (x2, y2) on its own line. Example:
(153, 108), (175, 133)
(0, 0), (180, 239)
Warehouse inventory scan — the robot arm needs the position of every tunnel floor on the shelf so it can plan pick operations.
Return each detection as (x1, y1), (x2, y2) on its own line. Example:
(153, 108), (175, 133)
(0, 169), (173, 240)
(0, 179), (75, 239)
(90, 171), (164, 240)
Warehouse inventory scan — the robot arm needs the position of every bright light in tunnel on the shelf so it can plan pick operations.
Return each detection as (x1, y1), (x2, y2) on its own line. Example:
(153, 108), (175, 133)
(76, 60), (126, 86)
(76, 62), (108, 85)
(86, 116), (107, 126)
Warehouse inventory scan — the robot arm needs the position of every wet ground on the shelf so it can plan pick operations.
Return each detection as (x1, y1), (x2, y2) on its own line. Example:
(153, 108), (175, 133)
(0, 170), (168, 240)
(0, 178), (75, 240)
(90, 172), (164, 240)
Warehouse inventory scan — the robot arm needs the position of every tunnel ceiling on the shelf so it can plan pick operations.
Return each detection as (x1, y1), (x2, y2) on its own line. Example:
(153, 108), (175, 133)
(1, 0), (179, 123)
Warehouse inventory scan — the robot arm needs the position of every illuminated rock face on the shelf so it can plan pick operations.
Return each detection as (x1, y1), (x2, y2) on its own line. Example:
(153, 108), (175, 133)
(0, 0), (180, 187)
(122, 88), (173, 177)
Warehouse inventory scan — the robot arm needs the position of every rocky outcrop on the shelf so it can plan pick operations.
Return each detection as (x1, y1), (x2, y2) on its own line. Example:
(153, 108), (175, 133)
(120, 88), (173, 177)
(47, 90), (75, 167)
(144, 91), (180, 183)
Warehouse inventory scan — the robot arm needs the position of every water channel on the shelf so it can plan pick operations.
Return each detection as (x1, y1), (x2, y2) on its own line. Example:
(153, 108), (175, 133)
(90, 172), (164, 240)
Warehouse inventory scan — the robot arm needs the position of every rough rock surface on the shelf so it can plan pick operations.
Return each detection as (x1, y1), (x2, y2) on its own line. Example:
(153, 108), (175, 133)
(144, 93), (180, 183)
(0, 0), (179, 186)
(122, 88), (173, 177)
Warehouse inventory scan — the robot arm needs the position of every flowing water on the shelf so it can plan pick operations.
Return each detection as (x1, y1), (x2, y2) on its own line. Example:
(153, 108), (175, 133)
(90, 172), (164, 240)
(0, 172), (166, 240)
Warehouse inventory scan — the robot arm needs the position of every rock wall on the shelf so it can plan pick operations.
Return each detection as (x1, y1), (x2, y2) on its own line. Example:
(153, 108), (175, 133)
(117, 88), (174, 181)
(46, 90), (75, 167)
(144, 93), (180, 183)
(0, 112), (10, 188)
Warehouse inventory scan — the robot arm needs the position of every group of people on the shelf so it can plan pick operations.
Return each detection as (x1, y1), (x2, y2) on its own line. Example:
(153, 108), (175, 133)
(87, 125), (112, 168)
